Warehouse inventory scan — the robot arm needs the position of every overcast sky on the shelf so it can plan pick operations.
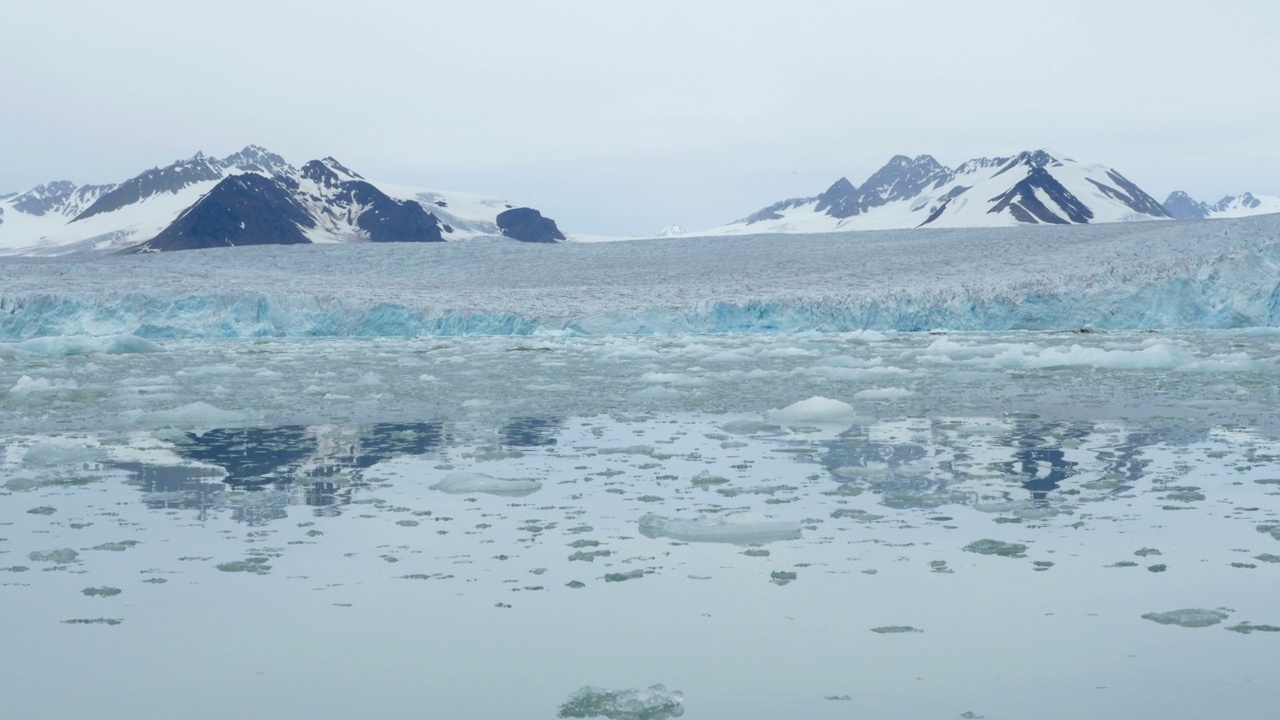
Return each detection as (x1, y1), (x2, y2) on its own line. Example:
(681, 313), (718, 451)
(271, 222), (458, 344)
(2, 0), (1278, 235)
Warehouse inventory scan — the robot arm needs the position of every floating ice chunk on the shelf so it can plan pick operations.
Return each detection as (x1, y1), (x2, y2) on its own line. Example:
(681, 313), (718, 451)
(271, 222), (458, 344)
(962, 539), (1028, 557)
(720, 419), (780, 435)
(22, 442), (106, 466)
(1141, 608), (1230, 628)
(766, 396), (857, 426)
(28, 548), (79, 564)
(854, 387), (914, 400)
(983, 342), (1194, 371)
(640, 372), (706, 386)
(136, 402), (247, 428)
(638, 512), (802, 545)
(758, 347), (820, 359)
(11, 335), (160, 356)
(1225, 622), (1280, 634)
(631, 386), (686, 400)
(558, 683), (684, 720)
(430, 472), (541, 497)
(176, 364), (241, 377)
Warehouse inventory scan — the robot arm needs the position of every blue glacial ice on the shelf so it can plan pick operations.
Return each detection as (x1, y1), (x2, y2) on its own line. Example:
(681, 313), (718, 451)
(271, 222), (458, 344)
(1, 214), (1279, 339)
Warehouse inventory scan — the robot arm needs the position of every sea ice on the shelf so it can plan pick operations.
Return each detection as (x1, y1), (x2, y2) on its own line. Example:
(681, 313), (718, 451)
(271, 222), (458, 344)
(1141, 609), (1230, 628)
(558, 683), (684, 720)
(962, 540), (1028, 558)
(637, 512), (802, 545)
(21, 442), (106, 466)
(10, 335), (160, 356)
(765, 396), (858, 427)
(136, 402), (247, 428)
(429, 472), (542, 496)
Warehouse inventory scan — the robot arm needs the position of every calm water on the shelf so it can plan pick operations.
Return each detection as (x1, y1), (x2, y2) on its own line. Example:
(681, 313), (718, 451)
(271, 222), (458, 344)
(2, 330), (1279, 718)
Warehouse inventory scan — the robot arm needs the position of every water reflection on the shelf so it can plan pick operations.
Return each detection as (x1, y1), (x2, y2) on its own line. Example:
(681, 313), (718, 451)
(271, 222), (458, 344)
(816, 415), (1216, 508)
(17, 413), (1231, 527)
(500, 417), (562, 447)
(113, 422), (447, 522)
(993, 419), (1091, 501)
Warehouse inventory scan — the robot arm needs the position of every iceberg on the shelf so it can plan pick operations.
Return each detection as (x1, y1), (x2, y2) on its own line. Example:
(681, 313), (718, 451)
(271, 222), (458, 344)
(765, 396), (858, 426)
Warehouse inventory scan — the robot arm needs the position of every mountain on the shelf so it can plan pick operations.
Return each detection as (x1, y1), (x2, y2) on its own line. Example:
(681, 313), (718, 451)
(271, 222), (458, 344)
(712, 149), (1172, 235)
(0, 146), (565, 255)
(1162, 190), (1280, 220)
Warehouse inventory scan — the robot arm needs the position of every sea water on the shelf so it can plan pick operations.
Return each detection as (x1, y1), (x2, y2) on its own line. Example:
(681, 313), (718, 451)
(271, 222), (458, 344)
(2, 328), (1279, 719)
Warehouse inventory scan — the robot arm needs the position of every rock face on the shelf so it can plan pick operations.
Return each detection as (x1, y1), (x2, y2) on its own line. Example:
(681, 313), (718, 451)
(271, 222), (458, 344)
(75, 153), (226, 222)
(720, 149), (1173, 234)
(129, 168), (445, 252)
(1, 145), (565, 255)
(128, 174), (315, 252)
(1164, 190), (1280, 220)
(1163, 191), (1210, 220)
(496, 207), (566, 243)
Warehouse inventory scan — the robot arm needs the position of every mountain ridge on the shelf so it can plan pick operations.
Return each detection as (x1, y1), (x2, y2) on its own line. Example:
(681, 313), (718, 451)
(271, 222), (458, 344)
(0, 146), (564, 255)
(715, 149), (1176, 235)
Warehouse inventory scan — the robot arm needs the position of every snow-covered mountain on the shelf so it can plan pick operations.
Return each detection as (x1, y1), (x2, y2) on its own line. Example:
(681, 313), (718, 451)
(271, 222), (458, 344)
(707, 149), (1172, 235)
(0, 146), (565, 255)
(1162, 190), (1280, 220)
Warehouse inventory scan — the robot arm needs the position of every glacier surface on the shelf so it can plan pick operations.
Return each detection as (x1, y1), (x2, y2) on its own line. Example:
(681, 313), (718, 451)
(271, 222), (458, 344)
(1, 214), (1279, 340)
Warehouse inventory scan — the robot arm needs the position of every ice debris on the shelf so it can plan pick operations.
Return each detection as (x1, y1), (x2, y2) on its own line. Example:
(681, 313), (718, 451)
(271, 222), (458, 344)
(962, 539), (1028, 558)
(9, 335), (160, 356)
(429, 472), (542, 497)
(765, 396), (857, 427)
(1225, 622), (1280, 634)
(28, 548), (79, 564)
(137, 402), (247, 428)
(558, 684), (684, 720)
(637, 513), (802, 545)
(1141, 609), (1230, 628)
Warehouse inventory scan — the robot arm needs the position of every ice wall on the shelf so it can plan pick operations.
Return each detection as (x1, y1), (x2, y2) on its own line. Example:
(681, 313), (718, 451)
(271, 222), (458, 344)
(2, 215), (1279, 338)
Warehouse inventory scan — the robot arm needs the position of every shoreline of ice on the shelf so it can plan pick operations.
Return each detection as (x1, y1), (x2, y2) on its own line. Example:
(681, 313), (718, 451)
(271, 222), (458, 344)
(2, 214), (1279, 339)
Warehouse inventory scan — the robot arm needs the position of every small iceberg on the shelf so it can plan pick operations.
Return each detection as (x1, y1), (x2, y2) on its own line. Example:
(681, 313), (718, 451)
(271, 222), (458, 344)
(558, 683), (684, 720)
(430, 472), (542, 497)
(765, 396), (857, 426)
(1141, 608), (1230, 628)
(638, 512), (801, 545)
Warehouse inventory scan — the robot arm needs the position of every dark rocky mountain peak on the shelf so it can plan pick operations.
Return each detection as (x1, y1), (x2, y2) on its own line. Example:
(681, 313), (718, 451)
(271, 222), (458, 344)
(73, 153), (226, 222)
(813, 177), (857, 217)
(321, 157), (363, 180)
(324, 180), (444, 243)
(496, 207), (565, 243)
(300, 157), (364, 189)
(127, 174), (316, 252)
(992, 149), (1057, 178)
(987, 165), (1092, 224)
(817, 154), (954, 220)
(220, 145), (294, 176)
(1162, 191), (1209, 220)
(12, 180), (78, 216)
(1212, 192), (1261, 212)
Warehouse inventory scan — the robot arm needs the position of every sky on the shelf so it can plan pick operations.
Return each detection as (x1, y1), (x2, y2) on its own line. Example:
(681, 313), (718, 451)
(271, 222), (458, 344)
(2, 0), (1278, 235)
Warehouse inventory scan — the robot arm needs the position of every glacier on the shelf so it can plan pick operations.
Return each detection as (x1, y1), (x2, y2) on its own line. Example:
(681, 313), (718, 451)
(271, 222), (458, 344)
(2, 213), (1279, 340)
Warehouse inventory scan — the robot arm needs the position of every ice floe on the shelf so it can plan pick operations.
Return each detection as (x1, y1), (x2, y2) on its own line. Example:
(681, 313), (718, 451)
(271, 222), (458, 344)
(429, 472), (542, 496)
(637, 512), (802, 545)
